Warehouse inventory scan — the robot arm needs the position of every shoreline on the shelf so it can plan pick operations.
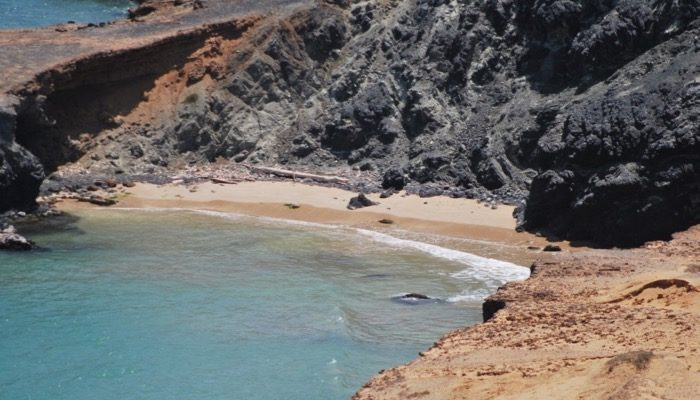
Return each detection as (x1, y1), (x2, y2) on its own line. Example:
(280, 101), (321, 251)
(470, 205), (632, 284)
(42, 181), (700, 398)
(355, 226), (700, 399)
(55, 181), (562, 267)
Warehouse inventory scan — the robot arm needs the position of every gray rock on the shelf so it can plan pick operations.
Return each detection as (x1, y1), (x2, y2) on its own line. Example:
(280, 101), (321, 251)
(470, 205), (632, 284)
(0, 226), (35, 251)
(347, 193), (378, 210)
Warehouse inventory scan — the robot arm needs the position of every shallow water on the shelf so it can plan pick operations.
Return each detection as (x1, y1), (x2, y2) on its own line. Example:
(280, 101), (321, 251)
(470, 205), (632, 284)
(0, 0), (133, 29)
(0, 209), (528, 399)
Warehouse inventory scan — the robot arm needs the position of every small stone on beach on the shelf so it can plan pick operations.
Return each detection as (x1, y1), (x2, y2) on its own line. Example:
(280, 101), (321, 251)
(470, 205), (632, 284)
(347, 193), (378, 210)
(543, 244), (562, 252)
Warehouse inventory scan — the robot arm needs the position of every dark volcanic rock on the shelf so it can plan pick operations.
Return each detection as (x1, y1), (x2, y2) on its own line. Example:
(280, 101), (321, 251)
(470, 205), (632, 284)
(382, 168), (406, 191)
(1, 97), (45, 212)
(543, 244), (562, 252)
(399, 293), (430, 300)
(0, 142), (45, 211)
(379, 188), (395, 199)
(347, 193), (378, 210)
(4, 0), (700, 246)
(0, 225), (35, 251)
(391, 293), (442, 305)
(482, 298), (507, 322)
(77, 194), (117, 207)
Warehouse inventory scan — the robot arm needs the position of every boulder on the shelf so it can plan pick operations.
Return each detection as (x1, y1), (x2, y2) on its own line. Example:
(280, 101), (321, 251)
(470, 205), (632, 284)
(379, 188), (395, 199)
(543, 244), (562, 252)
(0, 226), (35, 251)
(77, 195), (117, 206)
(347, 193), (378, 210)
(391, 293), (442, 305)
(0, 142), (45, 212)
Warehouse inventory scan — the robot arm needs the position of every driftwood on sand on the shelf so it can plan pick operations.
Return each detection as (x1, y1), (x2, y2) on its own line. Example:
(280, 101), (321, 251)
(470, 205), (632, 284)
(210, 177), (242, 185)
(244, 165), (349, 184)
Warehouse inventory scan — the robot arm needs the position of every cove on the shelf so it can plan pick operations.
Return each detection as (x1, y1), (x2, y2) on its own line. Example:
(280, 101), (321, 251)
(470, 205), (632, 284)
(0, 209), (528, 399)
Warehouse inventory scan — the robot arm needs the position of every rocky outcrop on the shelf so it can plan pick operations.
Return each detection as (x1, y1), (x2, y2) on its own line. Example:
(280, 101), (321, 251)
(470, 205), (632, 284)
(347, 193), (378, 210)
(515, 5), (700, 246)
(128, 0), (205, 20)
(0, 96), (45, 211)
(0, 225), (36, 250)
(355, 226), (700, 399)
(2, 0), (699, 246)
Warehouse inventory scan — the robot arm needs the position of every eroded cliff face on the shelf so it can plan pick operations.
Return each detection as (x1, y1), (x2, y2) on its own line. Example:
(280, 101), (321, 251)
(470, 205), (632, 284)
(4, 0), (700, 246)
(0, 96), (45, 211)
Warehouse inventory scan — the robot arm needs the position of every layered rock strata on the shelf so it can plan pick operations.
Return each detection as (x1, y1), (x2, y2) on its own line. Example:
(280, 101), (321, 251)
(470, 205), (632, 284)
(1, 0), (699, 246)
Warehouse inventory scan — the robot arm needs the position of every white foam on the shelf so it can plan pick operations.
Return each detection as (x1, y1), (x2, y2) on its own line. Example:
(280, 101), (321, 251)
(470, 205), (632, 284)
(109, 207), (339, 230)
(109, 206), (193, 212)
(445, 289), (494, 303)
(98, 207), (530, 302)
(190, 209), (246, 221)
(355, 229), (530, 285)
(190, 209), (341, 230)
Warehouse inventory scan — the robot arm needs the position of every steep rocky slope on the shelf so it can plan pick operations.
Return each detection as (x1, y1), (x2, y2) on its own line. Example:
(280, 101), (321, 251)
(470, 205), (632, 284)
(0, 96), (45, 211)
(2, 0), (699, 246)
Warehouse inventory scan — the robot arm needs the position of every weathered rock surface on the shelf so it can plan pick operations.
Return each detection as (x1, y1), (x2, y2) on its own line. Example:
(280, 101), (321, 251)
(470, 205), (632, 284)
(0, 96), (45, 211)
(347, 193), (378, 210)
(1, 0), (699, 246)
(355, 226), (700, 399)
(0, 225), (36, 250)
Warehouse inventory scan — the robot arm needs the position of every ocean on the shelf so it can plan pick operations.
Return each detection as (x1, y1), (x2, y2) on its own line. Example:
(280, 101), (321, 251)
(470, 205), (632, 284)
(0, 209), (529, 399)
(0, 0), (133, 29)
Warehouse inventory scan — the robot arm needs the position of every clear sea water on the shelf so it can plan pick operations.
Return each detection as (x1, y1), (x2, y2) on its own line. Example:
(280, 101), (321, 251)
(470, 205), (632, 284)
(0, 209), (529, 400)
(0, 0), (134, 29)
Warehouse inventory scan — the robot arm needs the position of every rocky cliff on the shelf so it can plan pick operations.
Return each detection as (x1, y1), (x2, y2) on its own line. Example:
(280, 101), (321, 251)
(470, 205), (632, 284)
(2, 0), (699, 246)
(0, 95), (45, 211)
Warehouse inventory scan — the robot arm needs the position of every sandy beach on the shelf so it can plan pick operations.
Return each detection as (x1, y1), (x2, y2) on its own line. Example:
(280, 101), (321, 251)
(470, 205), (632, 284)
(56, 181), (559, 266)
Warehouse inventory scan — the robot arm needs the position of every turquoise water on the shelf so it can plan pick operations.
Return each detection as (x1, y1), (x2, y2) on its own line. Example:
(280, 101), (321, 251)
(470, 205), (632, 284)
(0, 0), (133, 28)
(0, 209), (528, 399)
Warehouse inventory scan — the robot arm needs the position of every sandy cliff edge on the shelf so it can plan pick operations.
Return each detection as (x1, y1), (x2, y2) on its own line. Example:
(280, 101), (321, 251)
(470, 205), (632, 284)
(353, 229), (700, 399)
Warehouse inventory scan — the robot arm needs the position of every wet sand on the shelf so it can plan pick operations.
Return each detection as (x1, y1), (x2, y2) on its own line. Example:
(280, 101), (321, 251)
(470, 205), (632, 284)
(57, 181), (559, 266)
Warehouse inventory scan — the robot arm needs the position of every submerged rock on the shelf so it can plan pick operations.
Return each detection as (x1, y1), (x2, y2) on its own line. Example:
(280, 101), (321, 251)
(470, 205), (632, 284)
(391, 293), (443, 305)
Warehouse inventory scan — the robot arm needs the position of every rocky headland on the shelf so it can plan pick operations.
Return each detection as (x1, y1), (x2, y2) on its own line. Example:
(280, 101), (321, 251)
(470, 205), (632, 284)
(1, 0), (700, 398)
(355, 226), (700, 399)
(0, 224), (36, 250)
(1, 0), (698, 247)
